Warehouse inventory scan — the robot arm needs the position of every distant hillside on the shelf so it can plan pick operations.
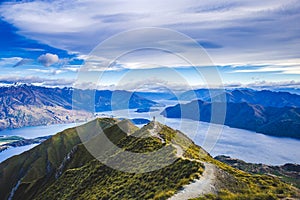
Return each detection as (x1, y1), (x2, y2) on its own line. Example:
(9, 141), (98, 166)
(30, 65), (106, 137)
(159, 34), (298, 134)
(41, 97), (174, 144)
(0, 118), (298, 200)
(0, 85), (159, 130)
(215, 155), (300, 189)
(175, 89), (300, 108)
(162, 100), (300, 139)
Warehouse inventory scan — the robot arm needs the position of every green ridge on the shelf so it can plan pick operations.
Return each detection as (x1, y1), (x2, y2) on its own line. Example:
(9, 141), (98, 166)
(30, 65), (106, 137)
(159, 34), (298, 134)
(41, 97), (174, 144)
(0, 118), (299, 200)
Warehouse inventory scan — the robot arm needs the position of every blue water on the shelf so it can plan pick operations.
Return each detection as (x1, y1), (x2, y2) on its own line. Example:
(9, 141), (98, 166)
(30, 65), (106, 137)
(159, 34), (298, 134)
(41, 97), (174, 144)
(97, 100), (300, 165)
(166, 119), (300, 165)
(0, 144), (38, 163)
(0, 123), (78, 139)
(0, 123), (79, 163)
(1, 102), (300, 165)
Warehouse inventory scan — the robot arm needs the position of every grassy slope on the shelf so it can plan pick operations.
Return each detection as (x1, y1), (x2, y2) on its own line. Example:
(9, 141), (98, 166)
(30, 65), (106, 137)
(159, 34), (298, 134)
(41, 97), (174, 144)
(194, 157), (300, 200)
(35, 120), (205, 200)
(0, 118), (117, 200)
(0, 118), (299, 200)
(36, 159), (202, 200)
(214, 155), (300, 190)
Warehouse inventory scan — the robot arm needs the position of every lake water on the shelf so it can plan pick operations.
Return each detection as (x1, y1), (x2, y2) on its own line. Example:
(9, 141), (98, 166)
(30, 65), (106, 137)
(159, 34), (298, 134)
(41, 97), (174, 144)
(0, 123), (79, 163)
(97, 100), (300, 165)
(0, 144), (38, 163)
(1, 100), (300, 165)
(0, 123), (78, 139)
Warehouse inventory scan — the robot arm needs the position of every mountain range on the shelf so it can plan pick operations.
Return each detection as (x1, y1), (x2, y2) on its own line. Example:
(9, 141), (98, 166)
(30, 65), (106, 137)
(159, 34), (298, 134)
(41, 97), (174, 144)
(0, 84), (159, 130)
(173, 89), (300, 108)
(162, 100), (300, 139)
(1, 84), (300, 140)
(0, 118), (298, 199)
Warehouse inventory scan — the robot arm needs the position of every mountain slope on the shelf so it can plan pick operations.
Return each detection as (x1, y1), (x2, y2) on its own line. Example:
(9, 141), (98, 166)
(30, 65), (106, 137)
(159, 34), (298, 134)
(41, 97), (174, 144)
(0, 84), (91, 130)
(0, 118), (298, 200)
(162, 100), (300, 139)
(0, 118), (115, 200)
(0, 118), (206, 200)
(215, 155), (300, 189)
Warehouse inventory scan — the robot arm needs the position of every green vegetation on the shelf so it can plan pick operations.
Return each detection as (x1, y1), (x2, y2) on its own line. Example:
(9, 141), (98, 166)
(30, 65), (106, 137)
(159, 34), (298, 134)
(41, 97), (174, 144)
(35, 120), (205, 199)
(0, 118), (205, 200)
(215, 155), (300, 189)
(0, 118), (117, 200)
(0, 136), (24, 145)
(192, 156), (299, 200)
(37, 159), (202, 200)
(0, 118), (299, 200)
(0, 136), (24, 141)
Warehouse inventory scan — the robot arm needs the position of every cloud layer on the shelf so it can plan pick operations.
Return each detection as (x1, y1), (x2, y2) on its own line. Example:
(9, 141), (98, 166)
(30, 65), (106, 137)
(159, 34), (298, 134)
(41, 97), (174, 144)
(0, 0), (299, 90)
(0, 0), (299, 67)
(0, 75), (74, 87)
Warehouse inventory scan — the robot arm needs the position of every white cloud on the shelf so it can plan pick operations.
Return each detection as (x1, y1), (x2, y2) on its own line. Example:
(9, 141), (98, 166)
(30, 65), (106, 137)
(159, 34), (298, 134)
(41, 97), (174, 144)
(72, 79), (300, 91)
(28, 66), (80, 75)
(37, 53), (59, 67)
(1, 75), (298, 91)
(108, 78), (194, 92)
(0, 75), (74, 87)
(245, 80), (300, 89)
(73, 79), (194, 92)
(230, 62), (300, 74)
(0, 0), (299, 68)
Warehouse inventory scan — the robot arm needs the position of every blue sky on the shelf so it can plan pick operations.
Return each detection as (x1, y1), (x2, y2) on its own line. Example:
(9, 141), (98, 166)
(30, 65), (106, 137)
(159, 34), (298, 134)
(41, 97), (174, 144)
(0, 0), (299, 91)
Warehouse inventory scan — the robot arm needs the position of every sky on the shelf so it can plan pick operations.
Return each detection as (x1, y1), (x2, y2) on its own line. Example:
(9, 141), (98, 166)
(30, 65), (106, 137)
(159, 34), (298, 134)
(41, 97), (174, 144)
(0, 0), (299, 91)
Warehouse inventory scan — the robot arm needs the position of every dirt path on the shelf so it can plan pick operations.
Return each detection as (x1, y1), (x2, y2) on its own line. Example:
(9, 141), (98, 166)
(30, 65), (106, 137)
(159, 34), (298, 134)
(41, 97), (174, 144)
(149, 122), (217, 199)
(172, 143), (184, 157)
(149, 121), (165, 143)
(168, 162), (217, 200)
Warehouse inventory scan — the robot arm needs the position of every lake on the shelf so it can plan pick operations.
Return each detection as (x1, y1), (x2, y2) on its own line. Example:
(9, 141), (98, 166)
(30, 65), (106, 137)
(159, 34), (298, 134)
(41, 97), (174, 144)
(0, 123), (79, 163)
(1, 101), (300, 165)
(97, 100), (300, 165)
(0, 144), (38, 163)
(0, 123), (79, 139)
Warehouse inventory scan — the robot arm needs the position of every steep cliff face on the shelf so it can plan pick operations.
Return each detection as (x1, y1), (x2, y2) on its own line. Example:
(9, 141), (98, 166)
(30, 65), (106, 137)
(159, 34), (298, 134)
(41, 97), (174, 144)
(0, 118), (298, 200)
